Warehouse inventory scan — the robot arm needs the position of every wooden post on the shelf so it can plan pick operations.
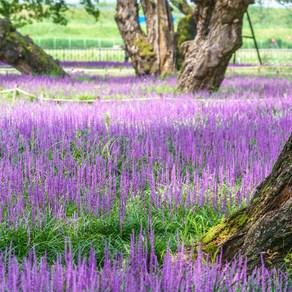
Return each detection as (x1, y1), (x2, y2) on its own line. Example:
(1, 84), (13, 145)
(12, 85), (18, 102)
(246, 10), (262, 65)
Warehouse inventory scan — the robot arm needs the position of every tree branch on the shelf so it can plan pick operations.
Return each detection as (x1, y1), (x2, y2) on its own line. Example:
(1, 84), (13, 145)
(0, 18), (67, 76)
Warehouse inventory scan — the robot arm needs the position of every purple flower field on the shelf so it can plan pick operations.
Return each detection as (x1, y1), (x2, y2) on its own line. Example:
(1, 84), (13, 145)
(0, 73), (291, 100)
(0, 73), (291, 291)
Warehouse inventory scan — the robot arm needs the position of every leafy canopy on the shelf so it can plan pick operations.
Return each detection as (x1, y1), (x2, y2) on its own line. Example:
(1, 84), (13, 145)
(0, 0), (100, 27)
(275, 0), (292, 3)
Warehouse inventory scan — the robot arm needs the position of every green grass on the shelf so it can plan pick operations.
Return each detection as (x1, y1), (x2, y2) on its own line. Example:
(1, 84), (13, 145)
(1, 66), (291, 83)
(42, 47), (292, 64)
(17, 5), (292, 49)
(0, 197), (223, 266)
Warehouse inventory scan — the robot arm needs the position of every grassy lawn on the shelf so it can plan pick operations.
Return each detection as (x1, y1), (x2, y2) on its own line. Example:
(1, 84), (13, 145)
(17, 5), (292, 49)
(39, 48), (292, 64)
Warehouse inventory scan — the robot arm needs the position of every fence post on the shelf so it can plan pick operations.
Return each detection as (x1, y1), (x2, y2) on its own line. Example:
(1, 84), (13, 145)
(12, 85), (18, 102)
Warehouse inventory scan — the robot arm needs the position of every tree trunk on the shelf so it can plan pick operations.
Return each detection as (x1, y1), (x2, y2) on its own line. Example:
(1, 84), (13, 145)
(0, 18), (66, 77)
(177, 0), (254, 92)
(201, 134), (292, 270)
(115, 0), (176, 76)
(156, 0), (176, 75)
(115, 0), (157, 76)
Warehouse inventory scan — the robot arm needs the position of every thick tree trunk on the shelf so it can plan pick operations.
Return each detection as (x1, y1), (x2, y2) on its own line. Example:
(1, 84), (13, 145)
(115, 0), (157, 76)
(115, 0), (176, 76)
(156, 0), (176, 75)
(177, 0), (254, 92)
(0, 18), (66, 77)
(141, 0), (176, 75)
(201, 134), (292, 270)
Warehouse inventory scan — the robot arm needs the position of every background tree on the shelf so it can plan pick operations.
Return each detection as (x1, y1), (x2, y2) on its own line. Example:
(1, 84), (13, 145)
(177, 0), (254, 92)
(0, 18), (67, 76)
(274, 0), (292, 5)
(115, 0), (176, 76)
(115, 0), (199, 76)
(0, 0), (100, 76)
(0, 0), (68, 27)
(0, 0), (100, 27)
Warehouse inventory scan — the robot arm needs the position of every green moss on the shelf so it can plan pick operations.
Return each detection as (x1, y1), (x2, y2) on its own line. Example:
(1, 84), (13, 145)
(236, 213), (249, 226)
(7, 31), (65, 77)
(134, 38), (155, 57)
(200, 210), (249, 256)
(201, 222), (226, 244)
(144, 63), (151, 71)
(204, 242), (219, 256)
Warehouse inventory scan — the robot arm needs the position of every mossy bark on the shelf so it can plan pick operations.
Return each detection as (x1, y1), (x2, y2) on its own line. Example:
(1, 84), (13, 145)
(0, 18), (66, 77)
(177, 0), (254, 92)
(115, 0), (157, 76)
(200, 134), (292, 270)
(115, 0), (176, 76)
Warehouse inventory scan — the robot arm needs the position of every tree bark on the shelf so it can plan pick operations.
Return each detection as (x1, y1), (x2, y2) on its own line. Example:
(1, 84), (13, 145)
(0, 18), (66, 77)
(177, 0), (254, 92)
(201, 134), (292, 270)
(115, 0), (157, 76)
(115, 0), (176, 76)
(156, 0), (176, 75)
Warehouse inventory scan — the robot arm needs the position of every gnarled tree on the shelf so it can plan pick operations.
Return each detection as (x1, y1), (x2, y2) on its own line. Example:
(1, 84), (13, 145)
(115, 0), (176, 76)
(0, 18), (66, 76)
(0, 0), (100, 76)
(177, 0), (254, 92)
(115, 0), (157, 76)
(200, 134), (292, 270)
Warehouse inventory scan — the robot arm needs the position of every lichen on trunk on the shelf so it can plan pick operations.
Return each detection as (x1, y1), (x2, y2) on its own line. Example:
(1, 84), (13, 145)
(0, 18), (66, 77)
